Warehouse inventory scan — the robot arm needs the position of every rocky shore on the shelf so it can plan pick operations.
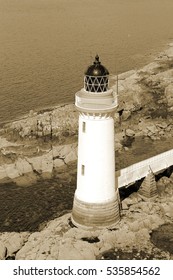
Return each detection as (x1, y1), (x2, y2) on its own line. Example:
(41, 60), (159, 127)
(0, 174), (173, 260)
(0, 43), (173, 260)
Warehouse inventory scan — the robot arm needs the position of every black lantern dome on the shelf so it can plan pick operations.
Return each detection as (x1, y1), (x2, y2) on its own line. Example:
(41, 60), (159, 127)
(84, 55), (109, 93)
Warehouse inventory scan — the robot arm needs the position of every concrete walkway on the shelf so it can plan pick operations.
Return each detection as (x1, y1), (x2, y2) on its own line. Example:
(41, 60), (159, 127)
(116, 149), (173, 188)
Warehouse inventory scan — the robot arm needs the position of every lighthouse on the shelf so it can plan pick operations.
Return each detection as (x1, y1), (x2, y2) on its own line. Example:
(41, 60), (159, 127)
(71, 55), (120, 229)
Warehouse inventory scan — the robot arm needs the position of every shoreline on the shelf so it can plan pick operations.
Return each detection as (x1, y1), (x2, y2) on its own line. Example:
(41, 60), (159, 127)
(0, 40), (171, 126)
(0, 42), (173, 260)
(0, 40), (173, 186)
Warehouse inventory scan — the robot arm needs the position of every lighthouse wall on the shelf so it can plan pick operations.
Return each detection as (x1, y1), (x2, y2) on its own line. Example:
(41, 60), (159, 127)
(75, 113), (117, 204)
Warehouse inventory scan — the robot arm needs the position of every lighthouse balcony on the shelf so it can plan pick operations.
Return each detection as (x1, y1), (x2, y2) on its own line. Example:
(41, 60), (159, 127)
(75, 88), (118, 113)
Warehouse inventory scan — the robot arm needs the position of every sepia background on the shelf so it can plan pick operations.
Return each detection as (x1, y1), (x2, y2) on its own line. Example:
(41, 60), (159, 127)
(1, 0), (173, 123)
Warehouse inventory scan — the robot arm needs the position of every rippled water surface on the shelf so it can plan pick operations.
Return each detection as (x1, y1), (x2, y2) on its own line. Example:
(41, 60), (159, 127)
(1, 0), (173, 122)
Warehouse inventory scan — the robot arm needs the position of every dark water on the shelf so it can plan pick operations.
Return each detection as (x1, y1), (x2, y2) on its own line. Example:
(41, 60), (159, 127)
(1, 0), (173, 123)
(0, 163), (77, 232)
(151, 224), (173, 254)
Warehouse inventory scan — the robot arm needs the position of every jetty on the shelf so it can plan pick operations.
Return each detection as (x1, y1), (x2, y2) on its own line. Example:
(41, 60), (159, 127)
(116, 149), (173, 188)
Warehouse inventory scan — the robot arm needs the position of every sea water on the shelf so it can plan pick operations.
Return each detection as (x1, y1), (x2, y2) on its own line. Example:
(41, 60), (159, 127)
(0, 0), (173, 123)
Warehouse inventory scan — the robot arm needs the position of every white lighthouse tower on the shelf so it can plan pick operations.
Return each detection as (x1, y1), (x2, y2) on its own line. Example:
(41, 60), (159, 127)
(72, 55), (120, 229)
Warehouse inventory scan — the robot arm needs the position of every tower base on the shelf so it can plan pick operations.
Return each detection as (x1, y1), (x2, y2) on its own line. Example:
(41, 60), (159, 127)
(71, 194), (120, 230)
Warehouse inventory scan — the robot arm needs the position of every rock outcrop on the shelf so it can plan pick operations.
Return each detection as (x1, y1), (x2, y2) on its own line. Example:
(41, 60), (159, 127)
(165, 84), (173, 111)
(0, 175), (167, 260)
(0, 139), (77, 185)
